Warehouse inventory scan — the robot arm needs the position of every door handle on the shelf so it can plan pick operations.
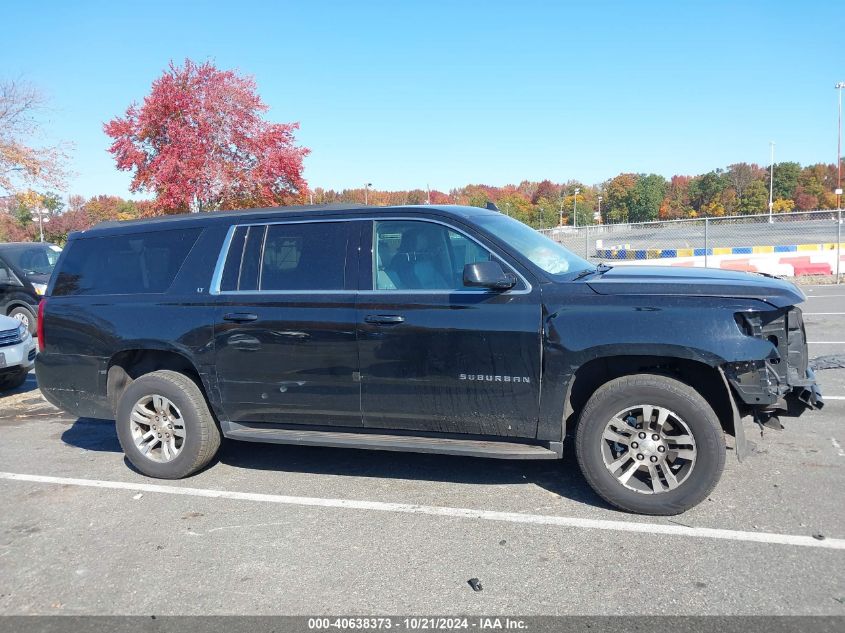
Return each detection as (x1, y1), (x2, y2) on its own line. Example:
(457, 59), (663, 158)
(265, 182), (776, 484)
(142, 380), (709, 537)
(223, 312), (258, 323)
(364, 314), (405, 325)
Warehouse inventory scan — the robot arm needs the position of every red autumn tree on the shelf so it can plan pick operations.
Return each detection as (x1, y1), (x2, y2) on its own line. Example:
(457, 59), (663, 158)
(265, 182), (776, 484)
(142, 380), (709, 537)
(104, 59), (309, 213)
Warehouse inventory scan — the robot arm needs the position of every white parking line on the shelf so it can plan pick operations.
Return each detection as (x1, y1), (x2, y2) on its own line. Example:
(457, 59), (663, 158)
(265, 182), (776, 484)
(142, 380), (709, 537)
(804, 313), (845, 315)
(824, 396), (845, 400)
(808, 341), (845, 344)
(1, 471), (843, 551)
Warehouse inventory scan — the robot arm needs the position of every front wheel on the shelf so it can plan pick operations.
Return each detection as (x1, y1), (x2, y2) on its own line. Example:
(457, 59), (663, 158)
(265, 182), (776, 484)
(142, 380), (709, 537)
(115, 370), (221, 479)
(575, 374), (725, 515)
(9, 306), (36, 335)
(0, 368), (28, 392)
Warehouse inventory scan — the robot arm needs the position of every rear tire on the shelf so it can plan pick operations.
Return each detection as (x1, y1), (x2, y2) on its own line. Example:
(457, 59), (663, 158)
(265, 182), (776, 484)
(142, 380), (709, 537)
(575, 373), (725, 515)
(115, 370), (221, 479)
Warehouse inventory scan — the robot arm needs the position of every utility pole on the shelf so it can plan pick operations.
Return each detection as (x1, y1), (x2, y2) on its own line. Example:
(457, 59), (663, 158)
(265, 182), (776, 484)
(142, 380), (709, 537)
(768, 142), (775, 223)
(836, 82), (844, 210)
(597, 195), (603, 222)
(572, 188), (580, 227)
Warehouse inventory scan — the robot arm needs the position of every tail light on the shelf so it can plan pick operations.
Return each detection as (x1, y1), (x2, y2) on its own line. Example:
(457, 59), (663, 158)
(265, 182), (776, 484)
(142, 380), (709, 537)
(37, 299), (46, 352)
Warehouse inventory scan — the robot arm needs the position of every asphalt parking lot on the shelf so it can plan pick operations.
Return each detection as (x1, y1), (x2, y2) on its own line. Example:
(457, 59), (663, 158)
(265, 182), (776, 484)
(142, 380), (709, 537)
(1, 285), (844, 616)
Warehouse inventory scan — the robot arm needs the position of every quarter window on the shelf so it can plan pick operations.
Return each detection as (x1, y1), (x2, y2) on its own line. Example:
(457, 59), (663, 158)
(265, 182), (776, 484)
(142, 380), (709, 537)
(373, 220), (493, 291)
(52, 228), (201, 296)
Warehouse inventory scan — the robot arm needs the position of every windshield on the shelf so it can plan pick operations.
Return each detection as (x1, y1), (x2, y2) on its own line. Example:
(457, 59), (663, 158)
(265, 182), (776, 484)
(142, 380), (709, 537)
(1, 244), (62, 276)
(474, 214), (594, 277)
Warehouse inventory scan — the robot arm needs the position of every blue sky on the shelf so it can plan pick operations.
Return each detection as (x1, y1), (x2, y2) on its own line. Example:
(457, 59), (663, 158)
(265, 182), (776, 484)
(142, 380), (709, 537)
(2, 0), (843, 199)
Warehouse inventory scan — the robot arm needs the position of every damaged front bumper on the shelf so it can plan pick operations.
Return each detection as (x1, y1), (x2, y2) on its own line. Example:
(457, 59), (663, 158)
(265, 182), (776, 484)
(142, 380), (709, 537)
(729, 305), (823, 414)
(722, 306), (823, 460)
(795, 368), (824, 410)
(724, 362), (824, 414)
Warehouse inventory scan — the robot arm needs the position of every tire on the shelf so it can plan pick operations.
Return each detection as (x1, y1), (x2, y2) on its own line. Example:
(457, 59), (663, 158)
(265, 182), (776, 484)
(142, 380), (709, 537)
(115, 370), (221, 479)
(9, 306), (36, 335)
(0, 368), (28, 392)
(575, 374), (725, 515)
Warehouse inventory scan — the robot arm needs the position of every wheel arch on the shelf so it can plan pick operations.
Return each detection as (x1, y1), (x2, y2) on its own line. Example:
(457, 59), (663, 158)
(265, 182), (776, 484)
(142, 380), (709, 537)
(106, 347), (213, 416)
(562, 354), (737, 441)
(5, 299), (37, 316)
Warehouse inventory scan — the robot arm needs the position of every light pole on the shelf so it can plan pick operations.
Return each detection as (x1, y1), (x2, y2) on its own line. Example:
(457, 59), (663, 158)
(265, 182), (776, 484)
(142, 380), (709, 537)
(836, 82), (844, 210)
(572, 188), (580, 227)
(768, 141), (775, 223)
(558, 189), (565, 226)
(364, 182), (372, 205)
(33, 207), (50, 243)
(597, 195), (603, 222)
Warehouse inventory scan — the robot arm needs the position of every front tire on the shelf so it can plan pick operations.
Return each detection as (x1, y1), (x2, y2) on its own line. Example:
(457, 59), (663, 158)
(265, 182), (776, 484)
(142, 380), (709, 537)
(575, 374), (725, 515)
(0, 368), (28, 392)
(9, 306), (36, 335)
(115, 370), (221, 479)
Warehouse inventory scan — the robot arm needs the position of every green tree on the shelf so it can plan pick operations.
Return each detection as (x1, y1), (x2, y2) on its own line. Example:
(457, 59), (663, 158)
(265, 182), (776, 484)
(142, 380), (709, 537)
(772, 162), (801, 201)
(628, 174), (667, 223)
(688, 170), (726, 213)
(534, 196), (560, 228)
(42, 191), (65, 216)
(726, 163), (764, 207)
(738, 180), (768, 214)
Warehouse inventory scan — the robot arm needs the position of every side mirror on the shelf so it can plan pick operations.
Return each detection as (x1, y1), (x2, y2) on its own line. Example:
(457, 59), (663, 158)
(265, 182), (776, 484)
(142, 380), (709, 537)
(463, 261), (516, 290)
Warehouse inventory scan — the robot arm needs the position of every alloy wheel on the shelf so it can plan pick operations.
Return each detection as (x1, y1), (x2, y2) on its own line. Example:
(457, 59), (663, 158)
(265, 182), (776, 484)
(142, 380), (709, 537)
(600, 404), (697, 494)
(129, 394), (186, 463)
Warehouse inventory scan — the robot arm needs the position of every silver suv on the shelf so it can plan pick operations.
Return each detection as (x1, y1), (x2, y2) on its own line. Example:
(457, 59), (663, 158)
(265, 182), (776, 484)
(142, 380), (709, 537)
(0, 313), (36, 391)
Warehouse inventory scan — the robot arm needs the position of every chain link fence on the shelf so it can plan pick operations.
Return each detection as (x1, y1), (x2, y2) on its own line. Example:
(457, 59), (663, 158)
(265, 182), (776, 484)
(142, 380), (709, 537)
(540, 210), (844, 280)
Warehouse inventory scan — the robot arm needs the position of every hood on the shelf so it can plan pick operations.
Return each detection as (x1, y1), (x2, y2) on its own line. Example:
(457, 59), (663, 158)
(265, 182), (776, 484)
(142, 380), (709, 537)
(23, 272), (51, 286)
(586, 265), (805, 308)
(0, 314), (22, 331)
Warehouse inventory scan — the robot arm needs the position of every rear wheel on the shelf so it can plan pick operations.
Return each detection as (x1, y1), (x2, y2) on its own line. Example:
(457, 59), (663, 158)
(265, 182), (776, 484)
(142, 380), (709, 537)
(115, 370), (221, 479)
(9, 306), (36, 335)
(575, 374), (725, 515)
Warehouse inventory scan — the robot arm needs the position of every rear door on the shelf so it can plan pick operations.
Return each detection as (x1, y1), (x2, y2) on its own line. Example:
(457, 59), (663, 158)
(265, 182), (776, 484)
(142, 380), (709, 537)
(212, 219), (363, 427)
(356, 217), (542, 438)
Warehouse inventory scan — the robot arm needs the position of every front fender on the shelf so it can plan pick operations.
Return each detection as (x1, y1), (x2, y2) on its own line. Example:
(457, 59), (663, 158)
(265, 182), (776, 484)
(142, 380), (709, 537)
(2, 291), (38, 315)
(536, 293), (780, 443)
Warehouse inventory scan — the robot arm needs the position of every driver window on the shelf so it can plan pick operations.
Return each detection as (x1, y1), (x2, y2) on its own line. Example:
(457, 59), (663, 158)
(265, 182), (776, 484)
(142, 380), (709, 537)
(374, 220), (492, 291)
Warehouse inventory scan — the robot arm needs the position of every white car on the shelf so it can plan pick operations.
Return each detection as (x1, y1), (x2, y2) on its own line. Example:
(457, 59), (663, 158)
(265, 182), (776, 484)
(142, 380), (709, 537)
(0, 313), (36, 391)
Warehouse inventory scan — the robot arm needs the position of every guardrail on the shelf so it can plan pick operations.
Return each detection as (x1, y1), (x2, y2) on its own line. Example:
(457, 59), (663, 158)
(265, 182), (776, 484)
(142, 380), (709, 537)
(539, 210), (843, 280)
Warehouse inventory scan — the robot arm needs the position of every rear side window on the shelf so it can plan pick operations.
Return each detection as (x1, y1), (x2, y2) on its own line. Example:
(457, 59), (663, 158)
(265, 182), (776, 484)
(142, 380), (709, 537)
(220, 225), (264, 292)
(52, 228), (201, 296)
(219, 222), (349, 292)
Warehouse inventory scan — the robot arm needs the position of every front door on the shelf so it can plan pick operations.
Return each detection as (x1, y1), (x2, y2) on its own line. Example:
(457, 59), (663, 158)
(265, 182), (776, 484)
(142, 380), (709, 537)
(357, 218), (542, 438)
(213, 219), (362, 427)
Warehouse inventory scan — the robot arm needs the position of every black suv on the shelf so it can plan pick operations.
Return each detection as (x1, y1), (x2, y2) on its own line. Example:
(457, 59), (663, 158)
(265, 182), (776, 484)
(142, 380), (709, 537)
(0, 241), (62, 333)
(35, 205), (823, 515)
